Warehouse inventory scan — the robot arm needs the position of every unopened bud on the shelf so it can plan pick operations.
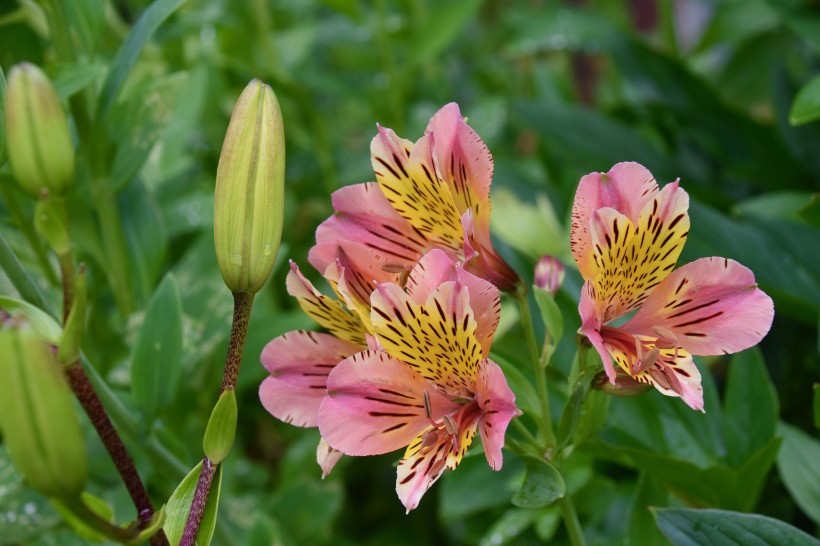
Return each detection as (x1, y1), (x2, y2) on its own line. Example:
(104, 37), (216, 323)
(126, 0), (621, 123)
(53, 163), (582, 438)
(214, 79), (285, 293)
(4, 63), (75, 197)
(0, 321), (87, 498)
(592, 368), (652, 397)
(534, 255), (564, 296)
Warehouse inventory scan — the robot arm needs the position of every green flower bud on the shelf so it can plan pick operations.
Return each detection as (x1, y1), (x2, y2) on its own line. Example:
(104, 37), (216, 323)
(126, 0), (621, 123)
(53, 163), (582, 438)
(214, 79), (285, 294)
(4, 63), (75, 197)
(203, 388), (237, 464)
(0, 320), (87, 498)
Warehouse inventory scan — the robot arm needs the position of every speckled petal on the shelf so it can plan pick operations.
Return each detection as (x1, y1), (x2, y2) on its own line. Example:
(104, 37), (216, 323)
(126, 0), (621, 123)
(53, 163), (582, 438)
(475, 359), (519, 470)
(286, 261), (367, 346)
(259, 331), (361, 427)
(571, 162), (659, 279)
(623, 257), (774, 356)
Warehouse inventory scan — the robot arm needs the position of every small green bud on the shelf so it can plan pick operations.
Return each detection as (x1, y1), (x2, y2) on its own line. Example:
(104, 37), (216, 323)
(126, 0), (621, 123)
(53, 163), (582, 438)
(34, 193), (72, 256)
(4, 63), (75, 197)
(214, 79), (285, 294)
(203, 388), (237, 464)
(0, 320), (88, 498)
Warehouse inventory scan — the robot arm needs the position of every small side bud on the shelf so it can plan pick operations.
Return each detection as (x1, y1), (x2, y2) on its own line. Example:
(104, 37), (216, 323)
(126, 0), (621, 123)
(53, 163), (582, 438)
(214, 79), (285, 294)
(4, 63), (75, 197)
(0, 321), (88, 498)
(534, 255), (565, 296)
(203, 388), (237, 464)
(34, 192), (72, 256)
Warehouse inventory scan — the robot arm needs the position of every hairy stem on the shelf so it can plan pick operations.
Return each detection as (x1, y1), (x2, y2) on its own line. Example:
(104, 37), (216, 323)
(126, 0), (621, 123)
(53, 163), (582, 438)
(180, 291), (254, 545)
(65, 362), (169, 546)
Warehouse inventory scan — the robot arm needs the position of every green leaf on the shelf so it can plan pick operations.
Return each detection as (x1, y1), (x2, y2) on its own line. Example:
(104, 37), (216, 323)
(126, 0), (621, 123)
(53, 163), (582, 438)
(98, 0), (188, 115)
(490, 189), (564, 259)
(64, 0), (105, 57)
(478, 508), (539, 546)
(130, 273), (184, 426)
(790, 75), (820, 125)
(723, 348), (778, 466)
(0, 296), (62, 344)
(50, 62), (107, 101)
(628, 473), (669, 546)
(440, 452), (523, 520)
(533, 287), (564, 351)
(164, 461), (222, 546)
(776, 422), (820, 526)
(51, 492), (113, 542)
(408, 0), (483, 66)
(511, 456), (565, 509)
(814, 384), (820, 429)
(653, 507), (820, 546)
(203, 389), (237, 465)
(574, 389), (610, 446)
(0, 64), (6, 165)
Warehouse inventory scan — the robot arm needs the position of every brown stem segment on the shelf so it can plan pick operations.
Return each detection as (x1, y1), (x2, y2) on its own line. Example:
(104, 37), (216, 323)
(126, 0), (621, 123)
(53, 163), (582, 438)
(65, 362), (170, 546)
(180, 291), (254, 546)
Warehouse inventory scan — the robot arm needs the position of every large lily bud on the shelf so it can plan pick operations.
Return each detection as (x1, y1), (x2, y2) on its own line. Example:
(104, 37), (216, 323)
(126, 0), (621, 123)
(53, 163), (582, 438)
(0, 320), (87, 498)
(214, 79), (285, 294)
(4, 63), (75, 197)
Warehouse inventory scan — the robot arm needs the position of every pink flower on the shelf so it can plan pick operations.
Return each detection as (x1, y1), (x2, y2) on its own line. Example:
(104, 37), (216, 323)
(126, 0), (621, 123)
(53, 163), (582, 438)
(317, 250), (519, 511)
(259, 260), (373, 476)
(570, 162), (774, 411)
(309, 103), (521, 295)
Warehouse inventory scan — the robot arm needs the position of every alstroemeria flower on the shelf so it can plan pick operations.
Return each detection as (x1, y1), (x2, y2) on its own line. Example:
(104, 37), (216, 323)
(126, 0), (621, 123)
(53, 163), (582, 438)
(318, 249), (519, 512)
(570, 162), (774, 411)
(309, 103), (521, 294)
(259, 260), (373, 475)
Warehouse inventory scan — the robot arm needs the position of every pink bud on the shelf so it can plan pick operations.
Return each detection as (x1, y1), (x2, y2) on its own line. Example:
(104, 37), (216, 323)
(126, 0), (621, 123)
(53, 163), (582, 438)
(534, 255), (565, 296)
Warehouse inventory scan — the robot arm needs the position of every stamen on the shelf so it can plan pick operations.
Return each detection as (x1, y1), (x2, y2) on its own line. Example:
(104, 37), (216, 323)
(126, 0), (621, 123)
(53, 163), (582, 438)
(442, 415), (458, 436)
(423, 391), (432, 420)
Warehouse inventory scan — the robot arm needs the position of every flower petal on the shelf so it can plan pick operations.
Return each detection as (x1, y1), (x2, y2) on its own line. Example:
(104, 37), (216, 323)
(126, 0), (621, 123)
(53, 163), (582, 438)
(623, 257), (774, 356)
(642, 348), (704, 412)
(425, 103), (493, 224)
(259, 331), (361, 427)
(396, 406), (479, 512)
(461, 209), (522, 292)
(317, 438), (343, 478)
(286, 261), (367, 346)
(571, 162), (659, 279)
(587, 181), (690, 322)
(372, 127), (463, 252)
(405, 249), (458, 305)
(579, 281), (617, 383)
(371, 280), (482, 392)
(311, 182), (428, 273)
(476, 359), (519, 470)
(318, 351), (458, 456)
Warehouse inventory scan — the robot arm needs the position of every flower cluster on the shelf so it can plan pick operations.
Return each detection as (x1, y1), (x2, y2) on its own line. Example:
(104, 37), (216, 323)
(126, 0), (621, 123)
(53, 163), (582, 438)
(260, 104), (520, 510)
(259, 107), (774, 510)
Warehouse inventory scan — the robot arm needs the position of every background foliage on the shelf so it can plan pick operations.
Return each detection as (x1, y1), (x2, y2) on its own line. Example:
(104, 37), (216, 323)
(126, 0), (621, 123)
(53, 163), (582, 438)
(0, 0), (819, 544)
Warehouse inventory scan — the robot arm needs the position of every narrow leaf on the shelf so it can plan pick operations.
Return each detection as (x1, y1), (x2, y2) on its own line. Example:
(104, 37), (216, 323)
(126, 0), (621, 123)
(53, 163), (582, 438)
(98, 0), (188, 115)
(653, 507), (820, 546)
(130, 273), (183, 426)
(777, 422), (820, 526)
(164, 461), (222, 546)
(511, 455), (565, 509)
(722, 348), (778, 466)
(533, 287), (563, 351)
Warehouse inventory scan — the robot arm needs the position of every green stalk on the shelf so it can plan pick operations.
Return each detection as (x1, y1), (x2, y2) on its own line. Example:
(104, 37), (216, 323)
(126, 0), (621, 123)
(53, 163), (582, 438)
(90, 177), (134, 315)
(59, 495), (139, 544)
(559, 495), (587, 546)
(517, 291), (555, 449)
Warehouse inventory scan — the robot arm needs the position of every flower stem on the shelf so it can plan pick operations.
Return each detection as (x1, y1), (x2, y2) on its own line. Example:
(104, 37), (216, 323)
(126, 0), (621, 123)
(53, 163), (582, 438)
(559, 495), (587, 546)
(65, 361), (170, 545)
(516, 291), (555, 450)
(180, 290), (254, 546)
(60, 495), (141, 544)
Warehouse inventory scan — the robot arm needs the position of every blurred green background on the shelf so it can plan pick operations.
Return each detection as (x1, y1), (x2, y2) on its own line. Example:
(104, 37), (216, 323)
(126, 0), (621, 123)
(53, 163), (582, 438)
(0, 0), (819, 544)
